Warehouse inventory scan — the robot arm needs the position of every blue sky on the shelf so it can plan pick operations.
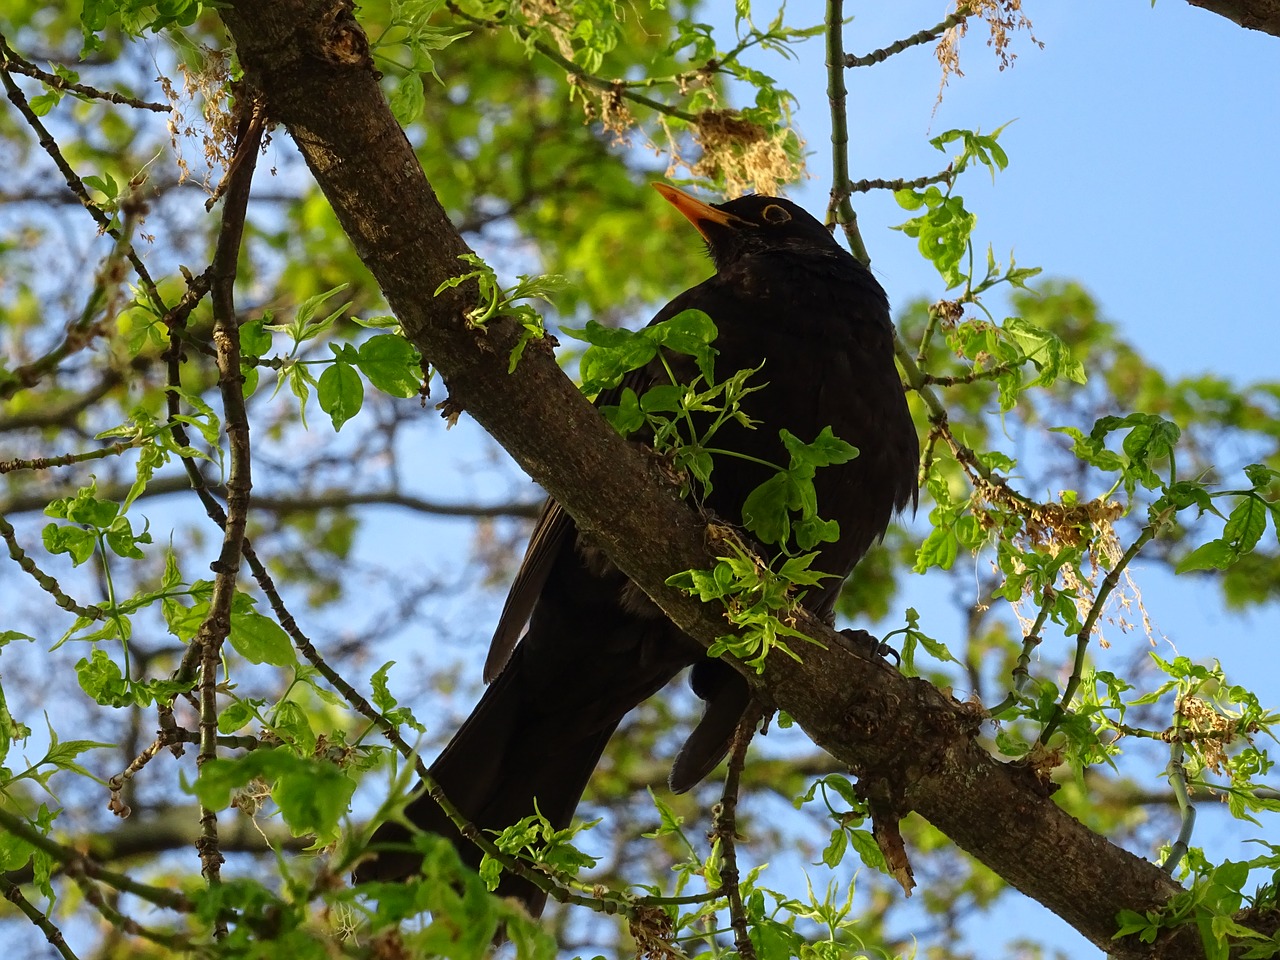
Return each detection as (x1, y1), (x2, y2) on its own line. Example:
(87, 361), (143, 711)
(769, 3), (1279, 381)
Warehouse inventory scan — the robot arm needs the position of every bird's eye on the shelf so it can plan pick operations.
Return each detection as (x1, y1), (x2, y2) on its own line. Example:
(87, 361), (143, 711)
(761, 203), (791, 224)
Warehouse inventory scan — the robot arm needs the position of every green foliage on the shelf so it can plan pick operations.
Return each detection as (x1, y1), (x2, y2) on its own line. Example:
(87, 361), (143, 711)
(669, 542), (832, 671)
(741, 427), (858, 549)
(194, 747), (357, 845)
(358, 836), (557, 959)
(795, 774), (886, 873)
(434, 253), (565, 372)
(1116, 847), (1280, 959)
(479, 807), (600, 893)
(893, 184), (976, 289)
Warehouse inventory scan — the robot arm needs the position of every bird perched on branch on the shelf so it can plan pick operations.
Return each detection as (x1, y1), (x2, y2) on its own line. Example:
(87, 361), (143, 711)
(355, 185), (919, 914)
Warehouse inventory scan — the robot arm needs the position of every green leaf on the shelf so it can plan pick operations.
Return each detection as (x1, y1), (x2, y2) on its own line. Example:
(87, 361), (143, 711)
(357, 334), (422, 398)
(371, 661), (398, 712)
(239, 317), (272, 357)
(228, 609), (294, 667)
(847, 827), (888, 871)
(914, 525), (959, 572)
(40, 727), (114, 779)
(217, 698), (259, 734)
(272, 757), (356, 845)
(75, 650), (133, 707)
(1003, 316), (1087, 388)
(41, 523), (97, 566)
(389, 72), (425, 124)
(646, 308), (719, 382)
(741, 472), (793, 545)
(1223, 496), (1267, 555)
(318, 360), (364, 431)
(104, 515), (151, 560)
(46, 480), (119, 528)
(781, 426), (858, 473)
(193, 748), (355, 844)
(272, 700), (315, 754)
(600, 387), (644, 436)
(561, 320), (658, 395)
(642, 788), (685, 838)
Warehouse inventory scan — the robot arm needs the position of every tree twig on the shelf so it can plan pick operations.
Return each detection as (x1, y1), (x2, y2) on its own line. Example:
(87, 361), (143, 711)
(825, 0), (871, 265)
(0, 512), (106, 619)
(188, 101), (265, 932)
(0, 34), (169, 111)
(0, 441), (138, 475)
(713, 703), (768, 960)
(844, 12), (969, 67)
(1041, 522), (1162, 742)
(0, 55), (166, 315)
(0, 876), (81, 960)
(0, 807), (193, 912)
(848, 169), (953, 194)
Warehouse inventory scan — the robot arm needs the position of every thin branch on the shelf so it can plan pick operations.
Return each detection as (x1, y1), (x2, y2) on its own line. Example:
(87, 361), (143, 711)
(0, 877), (81, 960)
(441, 1), (698, 123)
(1041, 522), (1162, 742)
(0, 56), (166, 315)
(535, 42), (698, 123)
(64, 865), (193, 952)
(0, 34), (169, 111)
(273, 567), (626, 915)
(0, 512), (106, 619)
(825, 0), (871, 265)
(190, 103), (265, 929)
(848, 168), (953, 194)
(106, 736), (166, 819)
(0, 807), (192, 912)
(1162, 700), (1196, 875)
(844, 12), (969, 67)
(0, 368), (127, 431)
(248, 488), (542, 519)
(0, 441), (138, 475)
(0, 208), (138, 402)
(713, 704), (767, 960)
(989, 586), (1055, 717)
(895, 332), (1041, 515)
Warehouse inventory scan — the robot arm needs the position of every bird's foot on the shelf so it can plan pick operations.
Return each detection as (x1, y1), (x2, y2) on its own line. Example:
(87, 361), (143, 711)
(837, 628), (900, 667)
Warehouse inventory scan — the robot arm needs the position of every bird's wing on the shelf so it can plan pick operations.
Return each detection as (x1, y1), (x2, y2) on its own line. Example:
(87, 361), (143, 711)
(483, 497), (572, 682)
(482, 284), (718, 684)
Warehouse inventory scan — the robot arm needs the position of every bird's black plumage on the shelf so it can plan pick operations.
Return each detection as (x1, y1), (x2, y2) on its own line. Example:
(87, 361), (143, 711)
(355, 187), (919, 913)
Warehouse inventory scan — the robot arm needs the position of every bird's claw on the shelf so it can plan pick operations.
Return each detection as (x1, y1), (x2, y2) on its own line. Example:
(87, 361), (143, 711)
(837, 628), (900, 667)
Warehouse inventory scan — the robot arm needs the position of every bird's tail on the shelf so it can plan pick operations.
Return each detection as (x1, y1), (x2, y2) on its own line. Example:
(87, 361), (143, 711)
(353, 645), (619, 915)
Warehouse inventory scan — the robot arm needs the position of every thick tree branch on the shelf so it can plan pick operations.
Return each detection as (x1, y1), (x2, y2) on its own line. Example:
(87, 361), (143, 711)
(219, 2), (1230, 955)
(1184, 0), (1280, 36)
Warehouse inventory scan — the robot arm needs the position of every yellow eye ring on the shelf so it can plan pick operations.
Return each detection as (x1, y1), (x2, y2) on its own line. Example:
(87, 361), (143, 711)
(762, 203), (791, 224)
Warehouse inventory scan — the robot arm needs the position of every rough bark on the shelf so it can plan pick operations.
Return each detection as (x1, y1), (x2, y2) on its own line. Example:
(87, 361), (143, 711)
(218, 1), (1253, 955)
(1186, 0), (1280, 36)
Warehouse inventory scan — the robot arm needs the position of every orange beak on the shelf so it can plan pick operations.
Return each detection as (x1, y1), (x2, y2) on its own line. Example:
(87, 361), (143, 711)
(653, 183), (754, 240)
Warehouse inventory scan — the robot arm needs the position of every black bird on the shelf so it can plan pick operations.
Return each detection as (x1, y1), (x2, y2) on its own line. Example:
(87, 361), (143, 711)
(355, 185), (919, 913)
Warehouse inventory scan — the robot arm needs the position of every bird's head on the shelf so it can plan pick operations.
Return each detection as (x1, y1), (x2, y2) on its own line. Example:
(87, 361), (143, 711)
(653, 184), (847, 271)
